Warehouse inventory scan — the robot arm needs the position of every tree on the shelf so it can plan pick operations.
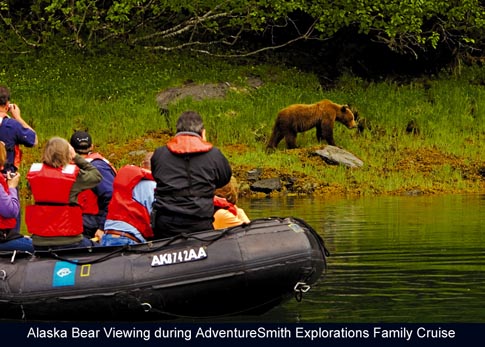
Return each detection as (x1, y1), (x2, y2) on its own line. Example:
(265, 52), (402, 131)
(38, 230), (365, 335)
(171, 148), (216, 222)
(1, 0), (484, 61)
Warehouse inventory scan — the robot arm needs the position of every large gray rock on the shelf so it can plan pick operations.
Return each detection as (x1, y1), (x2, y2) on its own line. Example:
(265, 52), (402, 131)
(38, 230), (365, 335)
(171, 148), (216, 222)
(250, 178), (282, 194)
(247, 168), (262, 182)
(156, 77), (263, 110)
(156, 82), (229, 109)
(314, 146), (363, 168)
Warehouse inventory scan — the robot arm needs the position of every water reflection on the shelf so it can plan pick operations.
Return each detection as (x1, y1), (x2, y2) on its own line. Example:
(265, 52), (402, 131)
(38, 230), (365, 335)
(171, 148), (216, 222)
(237, 194), (485, 323)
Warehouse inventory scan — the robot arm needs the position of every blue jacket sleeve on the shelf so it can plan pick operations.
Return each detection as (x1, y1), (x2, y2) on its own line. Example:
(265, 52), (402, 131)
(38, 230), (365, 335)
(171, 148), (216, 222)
(91, 160), (115, 213)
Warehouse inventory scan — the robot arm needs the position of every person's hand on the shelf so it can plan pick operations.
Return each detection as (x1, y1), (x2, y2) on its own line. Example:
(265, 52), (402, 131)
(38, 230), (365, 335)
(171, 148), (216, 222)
(92, 229), (104, 242)
(7, 172), (20, 188)
(8, 103), (21, 120)
(69, 144), (77, 160)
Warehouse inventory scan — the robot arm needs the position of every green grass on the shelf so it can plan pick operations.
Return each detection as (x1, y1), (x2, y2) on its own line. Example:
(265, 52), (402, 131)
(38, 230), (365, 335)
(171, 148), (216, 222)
(1, 48), (485, 197)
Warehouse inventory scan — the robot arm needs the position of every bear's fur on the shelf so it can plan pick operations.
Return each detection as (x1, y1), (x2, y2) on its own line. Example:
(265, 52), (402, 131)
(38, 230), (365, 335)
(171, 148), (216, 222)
(266, 99), (357, 149)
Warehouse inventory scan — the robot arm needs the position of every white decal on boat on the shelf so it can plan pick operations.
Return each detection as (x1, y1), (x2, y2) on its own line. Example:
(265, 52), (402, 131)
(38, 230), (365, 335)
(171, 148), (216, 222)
(288, 223), (305, 233)
(151, 246), (207, 267)
(57, 268), (72, 277)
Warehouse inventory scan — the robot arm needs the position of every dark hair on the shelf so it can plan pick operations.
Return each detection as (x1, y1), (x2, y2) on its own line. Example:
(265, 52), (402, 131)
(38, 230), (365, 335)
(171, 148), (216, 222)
(176, 111), (204, 135)
(0, 86), (10, 106)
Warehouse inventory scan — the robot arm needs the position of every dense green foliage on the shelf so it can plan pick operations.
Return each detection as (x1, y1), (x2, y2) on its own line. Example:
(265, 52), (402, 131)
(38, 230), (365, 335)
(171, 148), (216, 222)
(1, 0), (484, 61)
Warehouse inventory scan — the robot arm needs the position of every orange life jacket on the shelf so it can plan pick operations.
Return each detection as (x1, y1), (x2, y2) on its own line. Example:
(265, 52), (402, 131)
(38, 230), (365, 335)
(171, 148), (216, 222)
(106, 165), (154, 238)
(166, 134), (213, 154)
(26, 163), (83, 237)
(0, 174), (17, 229)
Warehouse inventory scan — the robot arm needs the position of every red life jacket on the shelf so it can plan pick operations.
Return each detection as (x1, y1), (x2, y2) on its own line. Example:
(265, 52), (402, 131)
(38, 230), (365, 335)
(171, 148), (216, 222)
(106, 165), (154, 238)
(77, 152), (116, 215)
(0, 174), (17, 229)
(26, 163), (83, 237)
(213, 196), (238, 216)
(14, 145), (21, 169)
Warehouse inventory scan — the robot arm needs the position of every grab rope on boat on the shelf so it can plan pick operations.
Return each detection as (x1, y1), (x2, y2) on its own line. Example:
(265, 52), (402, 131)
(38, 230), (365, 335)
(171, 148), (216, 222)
(294, 281), (311, 302)
(18, 218), (315, 268)
(37, 228), (234, 265)
(45, 246), (130, 265)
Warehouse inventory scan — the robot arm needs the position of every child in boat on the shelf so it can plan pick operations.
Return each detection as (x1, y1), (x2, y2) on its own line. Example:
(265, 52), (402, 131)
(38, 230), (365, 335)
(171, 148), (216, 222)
(101, 152), (156, 246)
(213, 176), (250, 229)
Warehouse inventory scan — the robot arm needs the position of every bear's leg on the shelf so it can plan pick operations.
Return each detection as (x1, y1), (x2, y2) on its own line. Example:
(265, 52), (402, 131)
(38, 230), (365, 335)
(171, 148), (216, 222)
(321, 120), (336, 146)
(285, 131), (298, 149)
(322, 127), (335, 146)
(267, 128), (285, 149)
(316, 123), (324, 142)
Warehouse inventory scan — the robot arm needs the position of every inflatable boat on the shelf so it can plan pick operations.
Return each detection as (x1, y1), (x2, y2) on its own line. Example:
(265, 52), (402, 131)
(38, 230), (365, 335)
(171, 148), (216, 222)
(0, 217), (328, 321)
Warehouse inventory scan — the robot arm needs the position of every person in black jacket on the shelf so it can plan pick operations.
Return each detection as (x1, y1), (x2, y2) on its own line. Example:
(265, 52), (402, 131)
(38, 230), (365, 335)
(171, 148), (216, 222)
(151, 110), (232, 238)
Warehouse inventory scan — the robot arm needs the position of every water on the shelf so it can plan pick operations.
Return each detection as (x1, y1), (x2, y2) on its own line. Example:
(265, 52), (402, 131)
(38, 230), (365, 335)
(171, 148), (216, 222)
(236, 194), (485, 323)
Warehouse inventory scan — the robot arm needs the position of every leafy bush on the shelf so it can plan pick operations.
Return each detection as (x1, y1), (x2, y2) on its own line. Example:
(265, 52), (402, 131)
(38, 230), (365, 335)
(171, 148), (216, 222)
(1, 0), (484, 62)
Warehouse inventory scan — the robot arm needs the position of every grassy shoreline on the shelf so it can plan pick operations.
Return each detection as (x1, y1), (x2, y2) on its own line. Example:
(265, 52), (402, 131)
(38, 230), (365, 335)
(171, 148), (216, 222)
(2, 49), (485, 199)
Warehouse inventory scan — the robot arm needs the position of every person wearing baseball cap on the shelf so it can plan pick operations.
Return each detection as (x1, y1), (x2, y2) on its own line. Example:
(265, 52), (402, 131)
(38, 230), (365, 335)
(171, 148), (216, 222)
(70, 131), (116, 240)
(69, 131), (92, 153)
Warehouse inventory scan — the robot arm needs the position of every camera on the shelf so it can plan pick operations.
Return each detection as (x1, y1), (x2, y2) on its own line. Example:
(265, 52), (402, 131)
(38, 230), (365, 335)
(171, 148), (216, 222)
(6, 171), (16, 180)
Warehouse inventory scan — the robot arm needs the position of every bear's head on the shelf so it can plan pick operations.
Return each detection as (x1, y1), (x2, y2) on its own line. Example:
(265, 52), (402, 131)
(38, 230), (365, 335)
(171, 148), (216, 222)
(338, 105), (357, 129)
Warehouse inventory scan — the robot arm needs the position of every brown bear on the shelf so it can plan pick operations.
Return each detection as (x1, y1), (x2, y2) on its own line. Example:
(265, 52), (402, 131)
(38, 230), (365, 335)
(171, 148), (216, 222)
(266, 99), (357, 150)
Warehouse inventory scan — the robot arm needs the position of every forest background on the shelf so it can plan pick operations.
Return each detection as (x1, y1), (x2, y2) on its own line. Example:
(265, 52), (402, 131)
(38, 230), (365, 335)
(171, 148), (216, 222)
(1, 0), (485, 200)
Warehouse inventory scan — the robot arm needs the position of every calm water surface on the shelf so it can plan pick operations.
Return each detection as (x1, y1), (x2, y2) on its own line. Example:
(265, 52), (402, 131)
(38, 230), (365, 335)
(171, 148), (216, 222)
(236, 194), (485, 323)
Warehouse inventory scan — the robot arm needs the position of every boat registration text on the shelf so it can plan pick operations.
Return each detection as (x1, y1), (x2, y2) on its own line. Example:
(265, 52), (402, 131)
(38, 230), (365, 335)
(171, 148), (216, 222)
(151, 246), (208, 267)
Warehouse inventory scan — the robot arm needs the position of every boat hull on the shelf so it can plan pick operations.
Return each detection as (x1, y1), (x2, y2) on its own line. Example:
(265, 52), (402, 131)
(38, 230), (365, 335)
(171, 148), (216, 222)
(0, 217), (328, 321)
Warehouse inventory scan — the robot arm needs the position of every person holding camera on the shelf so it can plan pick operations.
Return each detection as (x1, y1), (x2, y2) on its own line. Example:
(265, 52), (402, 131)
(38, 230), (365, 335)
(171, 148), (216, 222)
(0, 85), (38, 235)
(0, 141), (34, 252)
(0, 85), (38, 173)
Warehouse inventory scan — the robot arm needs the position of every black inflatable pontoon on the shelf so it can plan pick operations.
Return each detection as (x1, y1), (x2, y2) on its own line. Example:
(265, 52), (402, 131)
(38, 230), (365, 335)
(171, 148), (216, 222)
(0, 217), (328, 321)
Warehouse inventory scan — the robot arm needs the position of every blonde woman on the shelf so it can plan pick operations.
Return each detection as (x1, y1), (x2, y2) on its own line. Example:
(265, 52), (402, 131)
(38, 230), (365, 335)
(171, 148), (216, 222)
(213, 176), (250, 229)
(26, 137), (102, 250)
